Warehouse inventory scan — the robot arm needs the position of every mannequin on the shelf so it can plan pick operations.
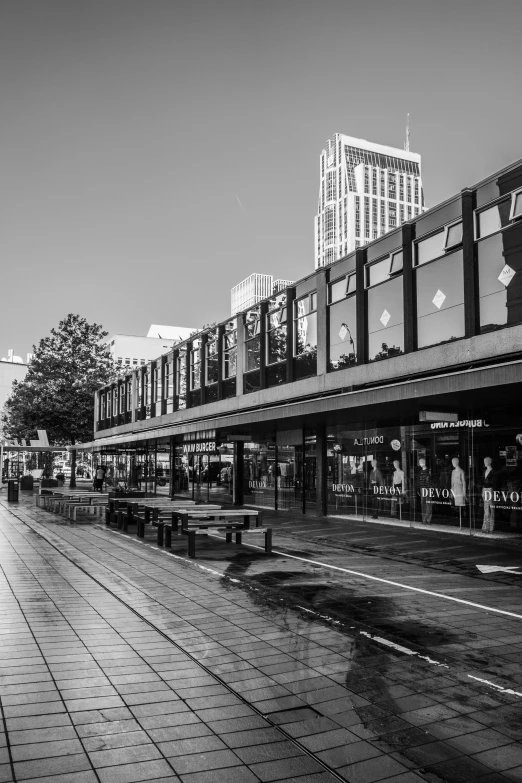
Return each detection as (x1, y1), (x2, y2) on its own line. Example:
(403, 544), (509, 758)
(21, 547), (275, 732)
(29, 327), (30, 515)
(482, 456), (495, 533)
(369, 459), (384, 519)
(451, 457), (466, 507)
(391, 460), (405, 517)
(417, 457), (432, 524)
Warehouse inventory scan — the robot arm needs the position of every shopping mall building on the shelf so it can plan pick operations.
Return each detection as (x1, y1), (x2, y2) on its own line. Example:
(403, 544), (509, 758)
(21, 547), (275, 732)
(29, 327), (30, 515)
(89, 157), (522, 536)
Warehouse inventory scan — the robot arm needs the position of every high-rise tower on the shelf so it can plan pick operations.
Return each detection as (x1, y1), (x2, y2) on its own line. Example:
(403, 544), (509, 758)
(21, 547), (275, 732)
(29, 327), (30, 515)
(315, 133), (424, 268)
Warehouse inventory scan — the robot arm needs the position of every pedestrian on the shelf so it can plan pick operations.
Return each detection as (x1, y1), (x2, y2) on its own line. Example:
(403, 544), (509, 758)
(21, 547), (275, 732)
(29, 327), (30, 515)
(95, 464), (105, 492)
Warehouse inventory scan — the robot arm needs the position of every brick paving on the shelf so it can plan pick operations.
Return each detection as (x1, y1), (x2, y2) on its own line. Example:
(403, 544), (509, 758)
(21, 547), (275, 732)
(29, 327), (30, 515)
(0, 493), (521, 783)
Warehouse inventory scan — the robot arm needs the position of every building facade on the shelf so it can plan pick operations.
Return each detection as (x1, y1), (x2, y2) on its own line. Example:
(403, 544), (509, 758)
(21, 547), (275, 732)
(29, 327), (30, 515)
(91, 156), (522, 538)
(315, 134), (424, 268)
(107, 325), (194, 368)
(231, 274), (294, 315)
(0, 359), (28, 414)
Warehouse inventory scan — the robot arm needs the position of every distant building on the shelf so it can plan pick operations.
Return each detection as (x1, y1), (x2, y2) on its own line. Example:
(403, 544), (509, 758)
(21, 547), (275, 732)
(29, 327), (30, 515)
(315, 133), (424, 268)
(0, 359), (28, 413)
(231, 274), (294, 315)
(107, 325), (195, 368)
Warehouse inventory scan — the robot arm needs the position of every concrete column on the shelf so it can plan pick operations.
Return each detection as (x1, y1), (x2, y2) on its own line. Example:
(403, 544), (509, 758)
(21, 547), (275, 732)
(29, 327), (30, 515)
(233, 441), (244, 506)
(402, 222), (415, 353)
(236, 315), (245, 396)
(315, 425), (328, 517)
(462, 188), (479, 338)
(285, 286), (296, 383)
(259, 301), (268, 390)
(316, 268), (328, 377)
(355, 247), (367, 363)
(217, 324), (225, 400)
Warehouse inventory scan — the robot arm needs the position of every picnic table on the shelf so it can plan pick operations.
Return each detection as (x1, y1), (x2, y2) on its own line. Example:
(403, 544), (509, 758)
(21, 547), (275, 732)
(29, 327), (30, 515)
(172, 508), (272, 558)
(37, 489), (109, 521)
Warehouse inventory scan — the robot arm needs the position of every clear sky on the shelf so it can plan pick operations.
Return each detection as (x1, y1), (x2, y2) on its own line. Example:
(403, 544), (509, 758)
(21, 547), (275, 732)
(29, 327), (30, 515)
(1, 0), (521, 359)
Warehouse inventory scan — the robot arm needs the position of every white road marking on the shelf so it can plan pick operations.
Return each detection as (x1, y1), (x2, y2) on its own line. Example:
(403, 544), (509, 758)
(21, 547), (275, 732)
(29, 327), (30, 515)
(476, 565), (521, 574)
(359, 631), (449, 668)
(467, 675), (522, 698)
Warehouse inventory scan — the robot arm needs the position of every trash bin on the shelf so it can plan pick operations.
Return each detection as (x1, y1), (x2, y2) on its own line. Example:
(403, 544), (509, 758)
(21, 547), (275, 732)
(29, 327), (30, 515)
(7, 479), (19, 502)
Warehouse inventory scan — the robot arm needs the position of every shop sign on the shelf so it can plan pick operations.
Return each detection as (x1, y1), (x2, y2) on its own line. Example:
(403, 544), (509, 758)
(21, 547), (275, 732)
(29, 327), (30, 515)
(182, 441), (217, 454)
(420, 411), (459, 422)
(483, 489), (522, 511)
(373, 485), (404, 497)
(249, 479), (268, 489)
(420, 487), (456, 506)
(354, 436), (384, 446)
(391, 440), (401, 451)
(332, 483), (356, 494)
(430, 419), (489, 430)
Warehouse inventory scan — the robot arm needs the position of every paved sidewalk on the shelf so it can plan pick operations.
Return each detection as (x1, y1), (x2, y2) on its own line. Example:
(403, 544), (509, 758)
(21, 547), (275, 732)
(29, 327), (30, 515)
(0, 495), (522, 783)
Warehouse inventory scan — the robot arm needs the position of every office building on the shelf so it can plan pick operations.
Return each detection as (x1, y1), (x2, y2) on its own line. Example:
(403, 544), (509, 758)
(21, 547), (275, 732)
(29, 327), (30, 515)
(107, 325), (194, 368)
(88, 154), (522, 537)
(231, 274), (294, 315)
(315, 133), (424, 268)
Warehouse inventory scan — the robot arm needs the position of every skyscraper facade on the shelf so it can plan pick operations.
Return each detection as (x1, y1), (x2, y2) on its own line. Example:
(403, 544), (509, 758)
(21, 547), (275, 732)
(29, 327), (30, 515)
(315, 133), (424, 268)
(231, 274), (294, 315)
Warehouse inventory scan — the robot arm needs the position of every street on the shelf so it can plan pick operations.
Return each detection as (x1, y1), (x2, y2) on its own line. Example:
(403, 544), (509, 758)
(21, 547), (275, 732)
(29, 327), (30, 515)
(0, 493), (521, 783)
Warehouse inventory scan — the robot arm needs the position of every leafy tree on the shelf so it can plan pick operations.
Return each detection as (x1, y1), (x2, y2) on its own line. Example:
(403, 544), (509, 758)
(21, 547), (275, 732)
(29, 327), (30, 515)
(1, 314), (120, 487)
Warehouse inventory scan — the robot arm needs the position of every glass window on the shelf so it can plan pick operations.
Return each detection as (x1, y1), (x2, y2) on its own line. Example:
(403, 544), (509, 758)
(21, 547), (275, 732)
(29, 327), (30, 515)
(205, 333), (219, 385)
(266, 306), (287, 367)
(367, 276), (404, 361)
(126, 378), (132, 412)
(164, 358), (174, 413)
(444, 220), (463, 250)
(223, 325), (237, 379)
(176, 348), (187, 410)
(478, 230), (522, 332)
(155, 361), (162, 406)
(329, 296), (357, 371)
(244, 308), (261, 372)
(416, 250), (465, 349)
(416, 231), (444, 266)
(112, 387), (118, 417)
(190, 340), (201, 390)
(329, 274), (355, 304)
(389, 250), (403, 275)
(294, 293), (317, 379)
(510, 189), (522, 221)
(106, 389), (111, 418)
(367, 251), (402, 287)
(119, 382), (125, 414)
(476, 197), (512, 238)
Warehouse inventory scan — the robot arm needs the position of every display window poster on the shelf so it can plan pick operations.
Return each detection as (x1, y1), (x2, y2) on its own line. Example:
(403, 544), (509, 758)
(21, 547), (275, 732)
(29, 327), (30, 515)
(506, 446), (518, 467)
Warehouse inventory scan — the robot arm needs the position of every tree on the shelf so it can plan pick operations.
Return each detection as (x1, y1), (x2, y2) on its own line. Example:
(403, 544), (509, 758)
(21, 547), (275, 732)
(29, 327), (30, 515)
(1, 314), (120, 488)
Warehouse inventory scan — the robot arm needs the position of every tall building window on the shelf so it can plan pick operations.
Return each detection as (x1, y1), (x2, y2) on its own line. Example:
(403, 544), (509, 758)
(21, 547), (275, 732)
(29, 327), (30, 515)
(364, 167), (369, 194)
(327, 171), (336, 201)
(380, 170), (385, 197)
(388, 172), (396, 199)
(294, 292), (317, 379)
(372, 169), (377, 196)
(407, 179), (412, 203)
(414, 179), (419, 204)
(399, 177), (404, 201)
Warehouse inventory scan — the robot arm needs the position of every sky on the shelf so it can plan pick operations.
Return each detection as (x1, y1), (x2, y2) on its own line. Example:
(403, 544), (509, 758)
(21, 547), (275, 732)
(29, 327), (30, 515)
(1, 0), (522, 359)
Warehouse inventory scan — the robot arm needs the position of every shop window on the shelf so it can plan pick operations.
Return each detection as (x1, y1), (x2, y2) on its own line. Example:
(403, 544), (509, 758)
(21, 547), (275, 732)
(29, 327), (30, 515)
(416, 250), (465, 349)
(367, 275), (404, 361)
(444, 220), (463, 250)
(266, 363), (286, 386)
(478, 229), (522, 332)
(509, 188), (522, 221)
(294, 292), (317, 379)
(328, 276), (357, 371)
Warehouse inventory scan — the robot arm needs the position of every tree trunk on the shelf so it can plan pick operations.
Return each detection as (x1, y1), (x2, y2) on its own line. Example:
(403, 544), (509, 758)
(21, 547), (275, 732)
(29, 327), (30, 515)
(69, 440), (76, 489)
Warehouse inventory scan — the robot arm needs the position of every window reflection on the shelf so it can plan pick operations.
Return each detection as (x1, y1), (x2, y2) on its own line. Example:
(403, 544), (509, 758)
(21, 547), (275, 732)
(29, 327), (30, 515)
(294, 293), (317, 379)
(205, 333), (219, 385)
(478, 227), (522, 332)
(223, 320), (237, 380)
(367, 276), (404, 361)
(329, 297), (357, 371)
(416, 231), (444, 266)
(244, 308), (261, 373)
(416, 250), (465, 349)
(476, 197), (512, 238)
